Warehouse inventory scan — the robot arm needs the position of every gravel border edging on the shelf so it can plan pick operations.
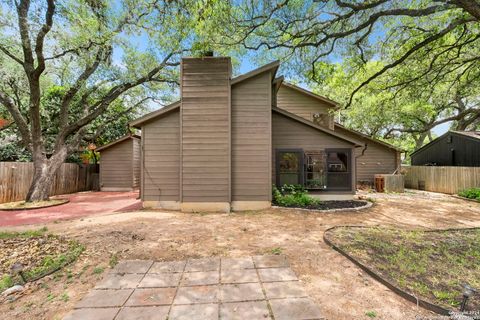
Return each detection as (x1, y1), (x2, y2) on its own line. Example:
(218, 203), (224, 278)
(272, 200), (373, 213)
(323, 225), (453, 316)
(0, 199), (69, 211)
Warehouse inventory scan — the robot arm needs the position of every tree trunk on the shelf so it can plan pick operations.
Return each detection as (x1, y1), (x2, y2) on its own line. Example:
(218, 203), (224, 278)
(25, 148), (68, 202)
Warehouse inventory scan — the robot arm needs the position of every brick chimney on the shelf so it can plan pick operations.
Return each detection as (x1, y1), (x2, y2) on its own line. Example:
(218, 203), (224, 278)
(180, 57), (232, 212)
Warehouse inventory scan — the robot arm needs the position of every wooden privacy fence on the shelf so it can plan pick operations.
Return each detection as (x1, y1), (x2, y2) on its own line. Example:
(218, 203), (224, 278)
(0, 162), (99, 204)
(402, 165), (480, 194)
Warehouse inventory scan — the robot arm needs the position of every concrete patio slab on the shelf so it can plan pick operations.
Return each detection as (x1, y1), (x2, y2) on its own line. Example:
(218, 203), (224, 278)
(75, 289), (132, 308)
(63, 307), (119, 320)
(181, 270), (219, 286)
(149, 260), (186, 273)
(174, 285), (219, 304)
(65, 256), (322, 320)
(95, 273), (144, 289)
(221, 268), (259, 284)
(116, 306), (170, 320)
(125, 288), (176, 306)
(169, 303), (219, 320)
(220, 283), (265, 302)
(220, 301), (271, 320)
(184, 257), (220, 272)
(139, 273), (182, 288)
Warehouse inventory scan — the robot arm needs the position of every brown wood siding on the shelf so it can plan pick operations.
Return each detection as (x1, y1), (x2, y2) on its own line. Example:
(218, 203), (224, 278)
(272, 112), (355, 192)
(335, 126), (398, 183)
(142, 110), (180, 201)
(231, 72), (272, 201)
(100, 139), (133, 189)
(181, 57), (231, 202)
(132, 138), (141, 188)
(277, 85), (334, 129)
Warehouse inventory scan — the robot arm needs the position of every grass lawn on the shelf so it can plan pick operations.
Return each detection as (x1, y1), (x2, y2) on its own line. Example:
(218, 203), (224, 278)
(325, 227), (480, 311)
(0, 228), (84, 292)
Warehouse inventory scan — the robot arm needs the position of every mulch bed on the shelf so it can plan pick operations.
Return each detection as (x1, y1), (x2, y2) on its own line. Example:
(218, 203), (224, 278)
(278, 200), (368, 210)
(0, 199), (69, 211)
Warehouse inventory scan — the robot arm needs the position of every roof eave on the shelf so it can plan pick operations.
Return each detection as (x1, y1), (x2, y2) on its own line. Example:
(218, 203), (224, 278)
(129, 101), (180, 128)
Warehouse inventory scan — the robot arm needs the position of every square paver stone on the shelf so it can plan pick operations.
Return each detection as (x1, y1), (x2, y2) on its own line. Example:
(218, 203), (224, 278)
(182, 271), (219, 286)
(115, 306), (170, 320)
(169, 303), (218, 320)
(76, 289), (132, 308)
(139, 273), (182, 288)
(221, 268), (259, 284)
(269, 297), (323, 320)
(253, 255), (289, 268)
(63, 308), (119, 320)
(125, 288), (176, 306)
(149, 261), (186, 273)
(263, 281), (308, 299)
(185, 257), (220, 272)
(220, 283), (265, 302)
(174, 285), (219, 304)
(112, 260), (153, 274)
(258, 268), (298, 282)
(221, 257), (254, 270)
(220, 301), (271, 320)
(95, 273), (144, 289)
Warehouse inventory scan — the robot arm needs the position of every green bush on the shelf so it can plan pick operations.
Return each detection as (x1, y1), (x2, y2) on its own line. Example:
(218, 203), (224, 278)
(272, 184), (321, 207)
(458, 188), (480, 201)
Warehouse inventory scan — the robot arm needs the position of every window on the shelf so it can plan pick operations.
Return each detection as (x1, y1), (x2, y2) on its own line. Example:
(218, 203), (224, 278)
(312, 113), (330, 128)
(276, 150), (303, 186)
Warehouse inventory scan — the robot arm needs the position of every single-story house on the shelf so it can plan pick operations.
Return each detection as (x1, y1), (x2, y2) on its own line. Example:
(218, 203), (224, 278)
(411, 131), (480, 166)
(130, 56), (401, 212)
(96, 134), (141, 191)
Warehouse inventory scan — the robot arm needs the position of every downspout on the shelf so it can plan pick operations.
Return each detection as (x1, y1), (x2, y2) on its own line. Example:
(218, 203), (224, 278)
(355, 143), (368, 188)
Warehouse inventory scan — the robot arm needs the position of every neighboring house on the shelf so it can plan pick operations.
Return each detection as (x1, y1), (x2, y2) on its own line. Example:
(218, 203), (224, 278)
(411, 131), (480, 166)
(97, 135), (141, 191)
(130, 56), (400, 212)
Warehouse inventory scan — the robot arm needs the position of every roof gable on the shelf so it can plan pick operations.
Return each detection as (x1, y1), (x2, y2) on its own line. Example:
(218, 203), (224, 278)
(96, 134), (140, 152)
(281, 82), (339, 108)
(130, 101), (180, 128)
(231, 61), (280, 85)
(272, 107), (361, 146)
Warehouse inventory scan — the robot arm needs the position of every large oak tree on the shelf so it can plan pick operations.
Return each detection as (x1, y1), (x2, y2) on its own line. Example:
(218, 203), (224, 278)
(0, 0), (197, 201)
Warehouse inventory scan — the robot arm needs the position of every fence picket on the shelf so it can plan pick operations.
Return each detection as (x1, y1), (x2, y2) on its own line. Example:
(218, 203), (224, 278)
(0, 162), (98, 203)
(402, 166), (480, 194)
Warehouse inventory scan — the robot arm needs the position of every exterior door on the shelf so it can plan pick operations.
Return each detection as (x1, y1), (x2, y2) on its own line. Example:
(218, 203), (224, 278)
(276, 149), (304, 187)
(325, 149), (351, 191)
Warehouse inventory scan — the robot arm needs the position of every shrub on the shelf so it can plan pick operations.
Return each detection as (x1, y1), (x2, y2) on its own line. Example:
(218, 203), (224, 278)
(272, 184), (321, 208)
(458, 188), (480, 201)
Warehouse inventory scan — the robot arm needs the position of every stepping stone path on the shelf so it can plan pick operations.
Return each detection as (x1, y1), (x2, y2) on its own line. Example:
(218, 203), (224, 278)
(64, 256), (323, 320)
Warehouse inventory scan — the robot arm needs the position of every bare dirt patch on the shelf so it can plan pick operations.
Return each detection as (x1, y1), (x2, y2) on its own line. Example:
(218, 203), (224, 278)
(0, 190), (479, 320)
(325, 226), (480, 311)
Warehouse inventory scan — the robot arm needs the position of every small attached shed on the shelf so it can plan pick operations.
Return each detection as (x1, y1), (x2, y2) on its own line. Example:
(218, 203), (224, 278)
(97, 135), (141, 191)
